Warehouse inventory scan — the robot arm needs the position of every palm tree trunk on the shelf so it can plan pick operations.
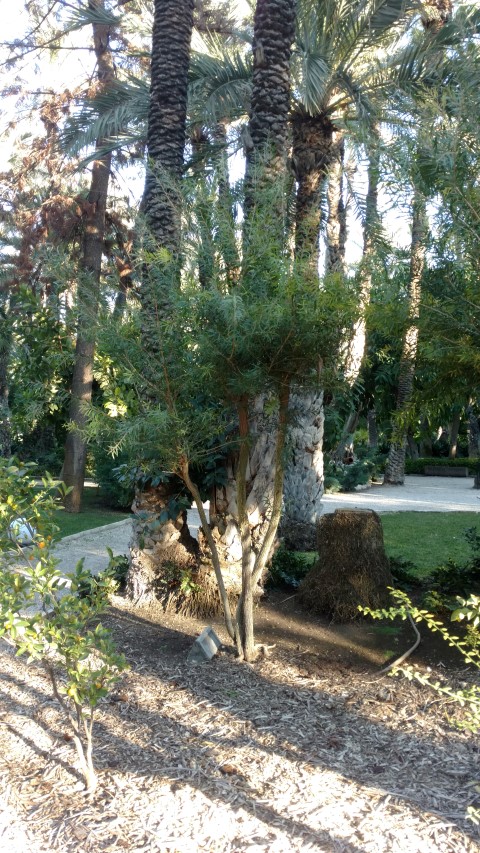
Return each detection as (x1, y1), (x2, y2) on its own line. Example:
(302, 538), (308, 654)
(384, 0), (451, 485)
(292, 111), (334, 277)
(213, 121), (240, 285)
(467, 402), (480, 458)
(384, 193), (427, 484)
(128, 0), (197, 601)
(63, 0), (114, 512)
(208, 0), (296, 650)
(281, 112), (335, 542)
(448, 406), (461, 458)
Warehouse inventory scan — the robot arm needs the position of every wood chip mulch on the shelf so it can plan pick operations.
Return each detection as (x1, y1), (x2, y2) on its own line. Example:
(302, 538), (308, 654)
(0, 596), (479, 853)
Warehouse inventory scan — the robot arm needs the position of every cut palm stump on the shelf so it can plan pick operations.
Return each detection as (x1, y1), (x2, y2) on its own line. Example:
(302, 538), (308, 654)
(299, 509), (393, 621)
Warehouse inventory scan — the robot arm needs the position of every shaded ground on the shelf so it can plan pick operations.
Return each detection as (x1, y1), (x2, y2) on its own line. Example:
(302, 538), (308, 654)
(1, 476), (479, 850)
(1, 592), (479, 852)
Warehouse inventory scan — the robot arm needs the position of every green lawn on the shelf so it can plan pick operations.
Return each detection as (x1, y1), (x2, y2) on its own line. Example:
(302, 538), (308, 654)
(54, 487), (130, 539)
(381, 512), (480, 577)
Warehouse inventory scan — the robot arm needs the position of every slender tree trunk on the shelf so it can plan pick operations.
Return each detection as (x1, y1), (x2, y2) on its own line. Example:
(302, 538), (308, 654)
(384, 0), (451, 484)
(191, 126), (215, 289)
(367, 408), (378, 450)
(213, 121), (241, 285)
(449, 407), (461, 458)
(326, 132), (346, 274)
(384, 194), (427, 484)
(345, 128), (380, 382)
(467, 403), (480, 458)
(63, 0), (114, 512)
(0, 309), (12, 457)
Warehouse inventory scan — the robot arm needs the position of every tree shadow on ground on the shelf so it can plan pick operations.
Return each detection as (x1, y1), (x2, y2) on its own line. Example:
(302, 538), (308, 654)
(1, 605), (478, 851)
(95, 605), (479, 846)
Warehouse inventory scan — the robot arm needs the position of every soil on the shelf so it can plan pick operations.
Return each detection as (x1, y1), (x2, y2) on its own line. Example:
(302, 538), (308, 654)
(1, 587), (479, 852)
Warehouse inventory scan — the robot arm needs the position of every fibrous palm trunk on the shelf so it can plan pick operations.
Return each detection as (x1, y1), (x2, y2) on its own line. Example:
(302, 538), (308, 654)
(384, 193), (427, 484)
(127, 0), (197, 602)
(63, 0), (114, 512)
(281, 111), (334, 546)
(208, 0), (296, 657)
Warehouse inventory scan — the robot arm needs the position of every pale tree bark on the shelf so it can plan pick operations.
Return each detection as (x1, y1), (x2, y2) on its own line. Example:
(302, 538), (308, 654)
(448, 406), (461, 458)
(384, 194), (427, 484)
(344, 129), (380, 383)
(213, 121), (241, 286)
(63, 0), (115, 512)
(326, 132), (346, 275)
(331, 131), (381, 464)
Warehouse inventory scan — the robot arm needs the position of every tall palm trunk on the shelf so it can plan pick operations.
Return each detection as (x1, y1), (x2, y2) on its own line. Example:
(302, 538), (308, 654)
(345, 128), (380, 381)
(384, 193), (427, 484)
(281, 111), (334, 547)
(63, 0), (114, 512)
(206, 0), (296, 648)
(292, 110), (334, 276)
(128, 0), (196, 603)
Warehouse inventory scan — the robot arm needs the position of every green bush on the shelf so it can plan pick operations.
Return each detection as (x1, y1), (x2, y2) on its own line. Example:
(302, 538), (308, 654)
(405, 456), (477, 475)
(0, 458), (127, 793)
(423, 527), (480, 611)
(92, 446), (136, 510)
(267, 546), (312, 588)
(324, 450), (384, 493)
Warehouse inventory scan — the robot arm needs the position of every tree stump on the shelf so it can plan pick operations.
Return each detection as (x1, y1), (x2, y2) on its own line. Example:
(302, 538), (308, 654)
(298, 509), (393, 621)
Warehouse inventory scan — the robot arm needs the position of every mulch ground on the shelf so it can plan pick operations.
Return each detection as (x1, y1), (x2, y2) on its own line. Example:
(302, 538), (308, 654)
(0, 591), (479, 852)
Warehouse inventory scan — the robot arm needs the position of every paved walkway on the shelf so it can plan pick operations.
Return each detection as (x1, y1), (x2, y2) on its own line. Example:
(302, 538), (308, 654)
(49, 475), (480, 578)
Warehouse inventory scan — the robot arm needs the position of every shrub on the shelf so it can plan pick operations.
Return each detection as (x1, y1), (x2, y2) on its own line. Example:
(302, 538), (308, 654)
(267, 546), (311, 589)
(423, 527), (480, 611)
(360, 589), (480, 824)
(92, 446), (136, 510)
(0, 459), (127, 793)
(405, 456), (477, 475)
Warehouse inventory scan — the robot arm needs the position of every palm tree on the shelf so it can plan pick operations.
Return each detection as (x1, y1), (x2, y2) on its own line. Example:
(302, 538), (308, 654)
(384, 0), (453, 484)
(127, 0), (197, 603)
(283, 0), (421, 544)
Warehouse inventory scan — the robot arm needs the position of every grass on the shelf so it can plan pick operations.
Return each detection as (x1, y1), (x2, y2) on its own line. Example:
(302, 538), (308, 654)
(54, 486), (130, 539)
(381, 512), (480, 578)
(295, 512), (480, 581)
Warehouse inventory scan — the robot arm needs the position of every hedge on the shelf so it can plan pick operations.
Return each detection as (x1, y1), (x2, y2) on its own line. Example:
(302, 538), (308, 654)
(405, 457), (479, 475)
